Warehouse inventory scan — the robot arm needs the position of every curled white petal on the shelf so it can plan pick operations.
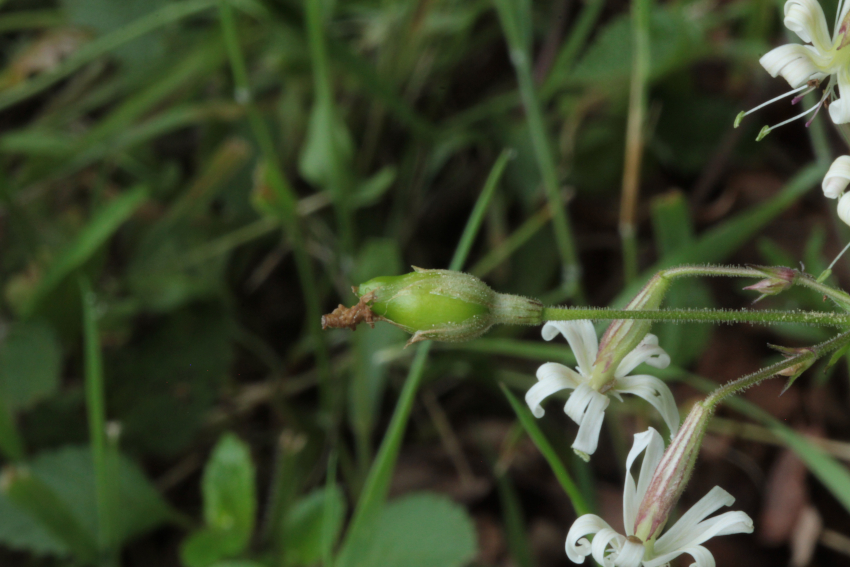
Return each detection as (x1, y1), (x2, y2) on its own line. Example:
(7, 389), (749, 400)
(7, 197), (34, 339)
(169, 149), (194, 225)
(759, 44), (826, 87)
(615, 375), (681, 439)
(526, 363), (581, 418)
(614, 538), (646, 567)
(654, 486), (753, 555)
(783, 0), (832, 52)
(822, 155), (850, 198)
(614, 334), (670, 378)
(566, 514), (611, 563)
(838, 192), (850, 226)
(590, 527), (625, 567)
(565, 384), (610, 456)
(622, 428), (665, 535)
(830, 69), (850, 124)
(542, 320), (599, 376)
(644, 545), (716, 567)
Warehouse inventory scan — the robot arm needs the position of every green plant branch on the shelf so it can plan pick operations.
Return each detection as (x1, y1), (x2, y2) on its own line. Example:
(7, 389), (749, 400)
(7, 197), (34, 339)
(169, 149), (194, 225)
(541, 306), (850, 327)
(705, 329), (850, 408)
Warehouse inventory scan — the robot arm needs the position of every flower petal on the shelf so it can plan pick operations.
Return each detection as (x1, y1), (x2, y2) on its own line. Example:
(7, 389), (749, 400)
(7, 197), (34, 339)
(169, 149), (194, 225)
(615, 334), (670, 378)
(526, 363), (581, 418)
(615, 375), (680, 439)
(654, 486), (753, 556)
(759, 43), (826, 87)
(613, 538), (645, 567)
(622, 428), (665, 535)
(822, 155), (850, 198)
(829, 68), (850, 124)
(565, 384), (610, 456)
(566, 514), (611, 564)
(839, 192), (850, 227)
(783, 0), (832, 52)
(590, 527), (625, 567)
(644, 544), (716, 567)
(542, 320), (598, 376)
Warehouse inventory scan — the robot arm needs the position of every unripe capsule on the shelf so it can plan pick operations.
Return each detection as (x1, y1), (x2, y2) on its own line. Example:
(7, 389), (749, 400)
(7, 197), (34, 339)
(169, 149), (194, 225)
(322, 267), (542, 345)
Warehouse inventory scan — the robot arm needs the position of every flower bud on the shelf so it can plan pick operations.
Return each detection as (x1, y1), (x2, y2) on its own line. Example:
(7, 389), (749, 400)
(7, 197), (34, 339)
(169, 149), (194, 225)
(590, 273), (671, 390)
(322, 267), (542, 345)
(743, 266), (797, 302)
(769, 344), (817, 393)
(633, 402), (710, 543)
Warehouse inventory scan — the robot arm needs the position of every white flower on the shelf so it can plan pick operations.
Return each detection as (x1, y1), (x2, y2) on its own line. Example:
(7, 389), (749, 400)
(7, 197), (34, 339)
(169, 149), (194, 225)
(823, 155), (850, 198)
(566, 428), (754, 567)
(525, 321), (679, 458)
(735, 0), (850, 137)
(821, 156), (850, 227)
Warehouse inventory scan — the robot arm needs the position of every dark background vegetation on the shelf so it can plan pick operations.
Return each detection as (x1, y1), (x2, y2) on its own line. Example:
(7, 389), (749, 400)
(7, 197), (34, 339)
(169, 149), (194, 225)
(1, 0), (850, 565)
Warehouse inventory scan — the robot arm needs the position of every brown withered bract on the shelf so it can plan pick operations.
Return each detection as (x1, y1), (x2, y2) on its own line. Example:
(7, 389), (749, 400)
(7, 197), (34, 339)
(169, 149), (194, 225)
(321, 291), (377, 331)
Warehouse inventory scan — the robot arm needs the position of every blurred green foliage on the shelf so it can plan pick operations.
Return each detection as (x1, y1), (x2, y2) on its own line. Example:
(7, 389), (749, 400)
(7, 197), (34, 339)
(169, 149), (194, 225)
(0, 0), (848, 565)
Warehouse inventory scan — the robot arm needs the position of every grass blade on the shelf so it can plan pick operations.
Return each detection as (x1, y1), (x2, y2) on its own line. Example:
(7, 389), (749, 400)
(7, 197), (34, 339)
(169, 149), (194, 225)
(22, 185), (147, 318)
(501, 385), (590, 516)
(79, 278), (115, 559)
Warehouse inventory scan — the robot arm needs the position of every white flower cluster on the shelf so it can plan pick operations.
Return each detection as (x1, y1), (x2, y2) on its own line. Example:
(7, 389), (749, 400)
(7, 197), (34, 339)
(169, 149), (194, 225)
(737, 0), (850, 226)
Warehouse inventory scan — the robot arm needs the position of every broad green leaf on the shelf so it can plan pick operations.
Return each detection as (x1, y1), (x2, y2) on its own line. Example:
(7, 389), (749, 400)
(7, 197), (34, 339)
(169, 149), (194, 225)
(0, 321), (61, 410)
(571, 5), (706, 86)
(181, 433), (256, 567)
(1, 465), (98, 561)
(336, 492), (476, 567)
(0, 446), (172, 558)
(282, 487), (345, 567)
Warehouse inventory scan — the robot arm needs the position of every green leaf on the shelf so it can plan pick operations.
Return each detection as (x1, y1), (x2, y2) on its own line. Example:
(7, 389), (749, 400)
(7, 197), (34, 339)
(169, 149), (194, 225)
(1, 465), (98, 561)
(298, 104), (354, 189)
(0, 446), (172, 558)
(181, 433), (256, 567)
(571, 5), (706, 86)
(282, 487), (345, 567)
(203, 434), (256, 539)
(336, 492), (476, 567)
(0, 321), (61, 410)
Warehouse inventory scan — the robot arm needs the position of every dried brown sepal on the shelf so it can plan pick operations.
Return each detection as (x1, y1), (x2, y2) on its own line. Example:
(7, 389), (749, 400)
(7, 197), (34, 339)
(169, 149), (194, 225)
(321, 292), (377, 331)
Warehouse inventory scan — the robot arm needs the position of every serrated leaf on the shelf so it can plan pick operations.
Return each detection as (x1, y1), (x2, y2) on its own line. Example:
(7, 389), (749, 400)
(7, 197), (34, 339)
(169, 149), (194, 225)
(0, 446), (172, 558)
(336, 492), (476, 567)
(282, 487), (345, 567)
(0, 321), (61, 410)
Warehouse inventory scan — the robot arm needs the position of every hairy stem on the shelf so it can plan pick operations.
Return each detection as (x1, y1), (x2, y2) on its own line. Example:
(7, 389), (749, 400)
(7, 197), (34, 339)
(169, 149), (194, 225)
(541, 306), (850, 327)
(705, 329), (850, 408)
